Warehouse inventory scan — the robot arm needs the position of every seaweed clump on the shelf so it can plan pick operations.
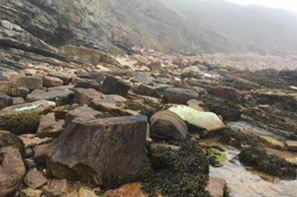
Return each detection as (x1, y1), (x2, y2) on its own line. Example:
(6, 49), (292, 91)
(239, 147), (297, 180)
(219, 128), (262, 149)
(103, 141), (211, 197)
(124, 99), (163, 118)
(0, 111), (39, 134)
(0, 133), (25, 157)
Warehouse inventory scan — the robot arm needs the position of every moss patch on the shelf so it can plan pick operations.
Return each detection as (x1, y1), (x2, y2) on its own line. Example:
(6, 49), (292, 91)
(102, 141), (211, 197)
(209, 148), (225, 163)
(239, 147), (297, 180)
(0, 111), (40, 135)
(219, 128), (262, 149)
(0, 133), (25, 157)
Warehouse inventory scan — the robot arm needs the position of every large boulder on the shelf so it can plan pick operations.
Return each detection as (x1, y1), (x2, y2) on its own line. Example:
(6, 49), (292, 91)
(163, 88), (198, 104)
(46, 116), (148, 185)
(0, 146), (26, 197)
(169, 105), (225, 136)
(102, 76), (131, 98)
(150, 110), (188, 140)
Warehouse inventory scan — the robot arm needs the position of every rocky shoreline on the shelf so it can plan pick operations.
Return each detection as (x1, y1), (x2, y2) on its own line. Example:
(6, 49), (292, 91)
(1, 17), (297, 197)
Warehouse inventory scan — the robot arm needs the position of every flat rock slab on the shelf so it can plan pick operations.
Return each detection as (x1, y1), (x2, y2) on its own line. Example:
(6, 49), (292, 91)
(17, 76), (43, 90)
(163, 88), (198, 104)
(103, 182), (148, 197)
(286, 141), (297, 151)
(27, 88), (74, 106)
(74, 88), (105, 105)
(1, 100), (55, 114)
(46, 115), (148, 185)
(24, 168), (48, 189)
(169, 105), (225, 136)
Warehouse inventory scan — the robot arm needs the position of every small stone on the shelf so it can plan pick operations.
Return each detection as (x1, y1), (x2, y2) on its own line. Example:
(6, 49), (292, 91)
(44, 179), (69, 196)
(163, 88), (199, 104)
(24, 168), (48, 189)
(12, 97), (25, 105)
(134, 84), (155, 97)
(26, 88), (74, 106)
(103, 182), (147, 197)
(37, 113), (64, 138)
(43, 76), (64, 87)
(150, 110), (188, 140)
(0, 147), (26, 197)
(33, 143), (52, 163)
(76, 72), (105, 83)
(206, 177), (227, 197)
(78, 187), (98, 197)
(132, 75), (150, 85)
(74, 88), (105, 105)
(23, 68), (37, 76)
(19, 187), (43, 197)
(187, 99), (204, 111)
(147, 61), (165, 71)
(102, 76), (131, 97)
(72, 77), (100, 90)
(286, 141), (297, 151)
(65, 106), (98, 127)
(0, 81), (29, 98)
(259, 136), (286, 150)
(20, 134), (52, 147)
(49, 72), (76, 85)
(18, 76), (43, 90)
(0, 92), (12, 110)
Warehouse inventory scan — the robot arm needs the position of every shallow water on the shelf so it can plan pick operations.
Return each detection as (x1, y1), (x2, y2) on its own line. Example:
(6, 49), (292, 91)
(210, 150), (297, 197)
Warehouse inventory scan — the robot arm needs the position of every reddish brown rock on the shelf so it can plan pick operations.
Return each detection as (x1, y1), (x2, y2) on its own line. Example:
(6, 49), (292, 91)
(64, 106), (98, 127)
(24, 168), (48, 189)
(49, 72), (76, 85)
(33, 143), (52, 163)
(74, 88), (105, 105)
(206, 177), (227, 197)
(0, 81), (29, 98)
(102, 76), (131, 98)
(163, 88), (198, 104)
(0, 92), (12, 110)
(43, 76), (64, 87)
(18, 76), (43, 90)
(46, 116), (148, 185)
(0, 146), (26, 197)
(37, 113), (64, 138)
(103, 182), (148, 197)
(19, 187), (43, 197)
(44, 179), (75, 196)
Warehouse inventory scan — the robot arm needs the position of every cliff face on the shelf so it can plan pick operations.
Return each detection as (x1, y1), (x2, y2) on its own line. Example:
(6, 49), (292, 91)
(1, 0), (297, 57)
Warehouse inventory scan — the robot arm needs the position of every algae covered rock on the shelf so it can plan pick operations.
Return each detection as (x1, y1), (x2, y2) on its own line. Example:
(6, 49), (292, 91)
(0, 111), (39, 134)
(169, 105), (225, 136)
(0, 132), (25, 156)
(238, 147), (297, 180)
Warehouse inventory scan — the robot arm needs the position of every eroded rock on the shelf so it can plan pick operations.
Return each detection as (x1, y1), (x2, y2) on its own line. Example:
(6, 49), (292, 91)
(46, 116), (148, 185)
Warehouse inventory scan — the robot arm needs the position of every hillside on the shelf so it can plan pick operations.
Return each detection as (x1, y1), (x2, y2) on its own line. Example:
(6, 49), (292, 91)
(1, 0), (297, 56)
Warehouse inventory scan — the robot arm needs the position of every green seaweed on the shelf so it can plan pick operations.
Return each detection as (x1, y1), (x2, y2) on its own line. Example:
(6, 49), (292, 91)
(102, 141), (211, 197)
(0, 133), (25, 157)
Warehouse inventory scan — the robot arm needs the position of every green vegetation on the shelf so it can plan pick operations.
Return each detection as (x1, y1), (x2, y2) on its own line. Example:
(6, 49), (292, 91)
(239, 147), (297, 180)
(209, 148), (225, 163)
(102, 141), (211, 197)
(0, 111), (39, 135)
(0, 133), (25, 157)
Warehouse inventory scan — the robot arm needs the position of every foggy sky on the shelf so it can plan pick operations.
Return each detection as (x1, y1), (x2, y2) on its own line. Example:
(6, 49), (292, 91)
(228, 0), (297, 12)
